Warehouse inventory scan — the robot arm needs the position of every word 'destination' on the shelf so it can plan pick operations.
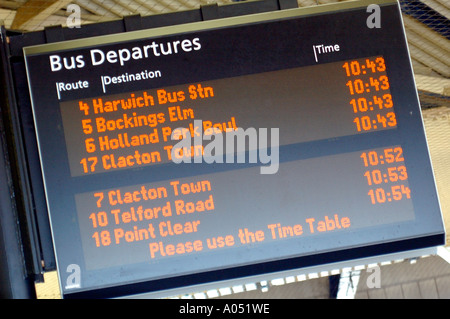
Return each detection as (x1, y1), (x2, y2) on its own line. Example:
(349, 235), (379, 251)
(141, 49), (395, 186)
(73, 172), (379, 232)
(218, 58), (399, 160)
(170, 120), (280, 174)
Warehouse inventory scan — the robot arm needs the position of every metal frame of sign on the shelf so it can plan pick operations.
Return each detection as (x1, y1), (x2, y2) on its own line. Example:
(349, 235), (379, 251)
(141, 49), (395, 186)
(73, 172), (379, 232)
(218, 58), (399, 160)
(17, 0), (446, 298)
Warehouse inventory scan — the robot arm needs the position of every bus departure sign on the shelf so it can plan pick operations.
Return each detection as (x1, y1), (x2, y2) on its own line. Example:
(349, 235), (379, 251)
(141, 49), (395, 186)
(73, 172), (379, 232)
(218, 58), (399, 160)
(24, 0), (444, 298)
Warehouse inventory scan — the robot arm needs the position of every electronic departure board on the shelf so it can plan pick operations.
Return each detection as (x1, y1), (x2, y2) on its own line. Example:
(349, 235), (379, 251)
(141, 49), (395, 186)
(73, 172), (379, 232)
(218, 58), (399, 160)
(23, 0), (444, 298)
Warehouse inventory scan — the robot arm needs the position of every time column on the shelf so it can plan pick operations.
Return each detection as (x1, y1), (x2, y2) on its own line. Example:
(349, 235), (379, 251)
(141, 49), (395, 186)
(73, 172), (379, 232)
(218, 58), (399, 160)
(360, 146), (412, 205)
(342, 56), (398, 133)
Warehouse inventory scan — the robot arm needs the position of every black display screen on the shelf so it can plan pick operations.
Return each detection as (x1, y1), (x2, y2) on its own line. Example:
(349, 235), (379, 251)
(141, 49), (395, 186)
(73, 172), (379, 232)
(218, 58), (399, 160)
(23, 0), (444, 298)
